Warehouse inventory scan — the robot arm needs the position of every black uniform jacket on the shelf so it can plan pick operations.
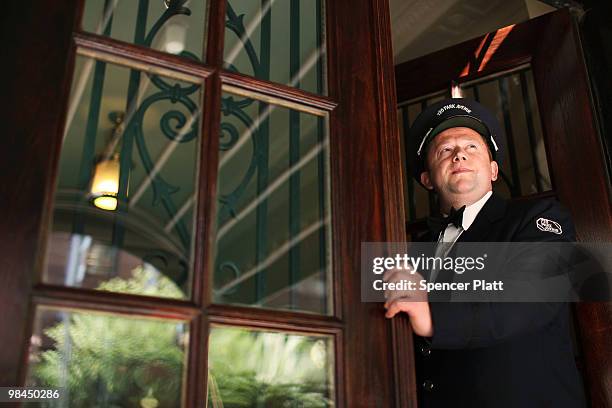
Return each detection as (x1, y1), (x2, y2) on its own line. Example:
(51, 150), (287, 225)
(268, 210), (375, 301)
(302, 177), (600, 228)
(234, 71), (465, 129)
(416, 193), (586, 408)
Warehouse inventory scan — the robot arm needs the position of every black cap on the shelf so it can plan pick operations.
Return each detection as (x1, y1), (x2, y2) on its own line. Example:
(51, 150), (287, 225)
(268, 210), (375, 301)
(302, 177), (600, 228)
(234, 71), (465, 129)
(407, 98), (505, 180)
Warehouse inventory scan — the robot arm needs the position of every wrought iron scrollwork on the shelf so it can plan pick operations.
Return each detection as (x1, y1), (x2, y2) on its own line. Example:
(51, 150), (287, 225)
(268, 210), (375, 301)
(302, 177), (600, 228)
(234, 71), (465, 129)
(214, 2), (269, 293)
(118, 1), (199, 278)
(225, 4), (261, 77)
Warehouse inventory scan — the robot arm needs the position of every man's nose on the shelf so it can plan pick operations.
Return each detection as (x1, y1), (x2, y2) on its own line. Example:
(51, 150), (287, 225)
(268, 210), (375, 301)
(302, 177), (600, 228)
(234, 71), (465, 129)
(453, 148), (467, 161)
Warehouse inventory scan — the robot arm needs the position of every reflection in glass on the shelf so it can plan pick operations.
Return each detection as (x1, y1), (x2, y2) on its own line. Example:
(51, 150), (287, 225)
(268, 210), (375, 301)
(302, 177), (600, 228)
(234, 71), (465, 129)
(214, 93), (332, 314)
(27, 308), (188, 407)
(44, 56), (202, 299)
(224, 0), (326, 95)
(399, 68), (551, 222)
(81, 0), (207, 61)
(208, 326), (335, 407)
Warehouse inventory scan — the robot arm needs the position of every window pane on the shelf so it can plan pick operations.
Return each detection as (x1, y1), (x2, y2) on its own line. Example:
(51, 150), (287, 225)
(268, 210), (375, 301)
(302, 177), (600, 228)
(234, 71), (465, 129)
(44, 56), (202, 299)
(208, 325), (335, 407)
(82, 0), (207, 62)
(26, 307), (188, 407)
(224, 0), (326, 95)
(214, 93), (332, 314)
(400, 68), (552, 222)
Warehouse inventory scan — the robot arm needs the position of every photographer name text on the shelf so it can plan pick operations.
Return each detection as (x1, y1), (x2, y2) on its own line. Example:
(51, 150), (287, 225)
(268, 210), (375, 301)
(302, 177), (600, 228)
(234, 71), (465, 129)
(373, 279), (504, 292)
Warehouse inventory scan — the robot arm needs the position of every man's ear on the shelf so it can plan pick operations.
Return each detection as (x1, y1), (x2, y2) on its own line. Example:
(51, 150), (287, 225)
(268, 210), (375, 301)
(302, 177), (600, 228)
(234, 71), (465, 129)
(490, 161), (499, 181)
(420, 171), (434, 190)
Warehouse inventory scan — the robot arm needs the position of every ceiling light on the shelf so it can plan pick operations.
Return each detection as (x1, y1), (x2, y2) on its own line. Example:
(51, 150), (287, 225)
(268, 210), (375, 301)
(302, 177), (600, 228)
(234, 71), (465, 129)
(90, 154), (120, 211)
(164, 19), (188, 54)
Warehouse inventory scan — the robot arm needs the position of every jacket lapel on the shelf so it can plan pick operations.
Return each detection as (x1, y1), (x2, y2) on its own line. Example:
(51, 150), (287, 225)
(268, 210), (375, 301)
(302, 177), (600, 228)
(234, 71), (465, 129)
(458, 193), (508, 242)
(430, 193), (508, 288)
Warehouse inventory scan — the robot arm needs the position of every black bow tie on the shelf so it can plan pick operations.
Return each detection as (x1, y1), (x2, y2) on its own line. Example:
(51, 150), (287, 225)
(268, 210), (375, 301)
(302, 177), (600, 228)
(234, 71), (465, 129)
(427, 205), (466, 235)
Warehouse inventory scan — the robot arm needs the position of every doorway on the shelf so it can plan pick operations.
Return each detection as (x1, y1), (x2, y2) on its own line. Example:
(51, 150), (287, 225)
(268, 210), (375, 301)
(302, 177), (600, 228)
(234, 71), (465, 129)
(391, 4), (612, 406)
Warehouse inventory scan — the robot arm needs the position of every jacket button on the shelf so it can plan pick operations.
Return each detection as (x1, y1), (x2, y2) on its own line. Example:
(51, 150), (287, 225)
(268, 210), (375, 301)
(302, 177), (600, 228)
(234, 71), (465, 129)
(419, 343), (432, 357)
(422, 380), (435, 392)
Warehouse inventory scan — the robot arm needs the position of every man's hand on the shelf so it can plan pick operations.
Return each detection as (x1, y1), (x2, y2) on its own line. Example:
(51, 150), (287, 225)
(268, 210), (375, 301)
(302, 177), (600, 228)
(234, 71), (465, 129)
(382, 267), (433, 337)
(384, 299), (433, 337)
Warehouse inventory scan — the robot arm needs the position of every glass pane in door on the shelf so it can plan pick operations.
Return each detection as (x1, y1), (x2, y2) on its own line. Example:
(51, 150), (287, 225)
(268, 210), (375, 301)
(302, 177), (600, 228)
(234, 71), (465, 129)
(224, 0), (326, 95)
(213, 92), (332, 314)
(26, 307), (188, 407)
(81, 0), (207, 61)
(44, 55), (203, 299)
(208, 325), (335, 407)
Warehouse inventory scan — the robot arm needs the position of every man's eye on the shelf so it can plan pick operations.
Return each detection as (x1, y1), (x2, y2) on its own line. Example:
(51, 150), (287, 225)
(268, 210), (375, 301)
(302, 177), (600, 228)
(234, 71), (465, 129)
(467, 144), (477, 149)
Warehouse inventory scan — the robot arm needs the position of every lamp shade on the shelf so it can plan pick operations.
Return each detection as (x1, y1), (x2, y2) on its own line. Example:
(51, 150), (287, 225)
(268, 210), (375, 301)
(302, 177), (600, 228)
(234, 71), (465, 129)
(90, 156), (120, 211)
(164, 20), (187, 54)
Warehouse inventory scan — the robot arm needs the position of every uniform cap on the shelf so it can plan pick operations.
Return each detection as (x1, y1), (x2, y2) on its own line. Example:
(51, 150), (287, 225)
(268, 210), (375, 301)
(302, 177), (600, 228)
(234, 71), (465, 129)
(407, 98), (505, 180)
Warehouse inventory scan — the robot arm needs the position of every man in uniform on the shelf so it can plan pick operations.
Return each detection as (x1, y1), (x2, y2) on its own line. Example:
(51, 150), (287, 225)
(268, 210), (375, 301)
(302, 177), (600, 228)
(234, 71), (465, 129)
(384, 98), (586, 407)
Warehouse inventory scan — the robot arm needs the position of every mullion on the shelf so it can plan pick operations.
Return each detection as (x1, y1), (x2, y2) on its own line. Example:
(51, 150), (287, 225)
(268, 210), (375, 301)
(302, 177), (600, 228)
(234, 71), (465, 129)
(221, 71), (337, 113)
(193, 0), (226, 310)
(73, 33), (339, 114)
(32, 284), (200, 321)
(207, 303), (343, 333)
(182, 0), (228, 406)
(185, 314), (208, 407)
(74, 32), (213, 81)
(207, 314), (342, 337)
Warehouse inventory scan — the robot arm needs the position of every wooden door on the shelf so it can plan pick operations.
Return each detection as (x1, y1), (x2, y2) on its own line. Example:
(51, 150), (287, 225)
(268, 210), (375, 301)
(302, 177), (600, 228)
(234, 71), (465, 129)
(0, 0), (410, 407)
(395, 8), (612, 407)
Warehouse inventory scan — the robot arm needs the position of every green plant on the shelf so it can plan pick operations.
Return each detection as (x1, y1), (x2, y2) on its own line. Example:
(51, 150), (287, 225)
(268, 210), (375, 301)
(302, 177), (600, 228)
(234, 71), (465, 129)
(31, 267), (333, 407)
(31, 267), (185, 407)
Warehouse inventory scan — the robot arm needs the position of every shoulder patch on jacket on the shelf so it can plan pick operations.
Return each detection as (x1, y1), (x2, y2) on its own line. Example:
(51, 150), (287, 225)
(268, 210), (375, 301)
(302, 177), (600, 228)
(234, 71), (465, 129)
(536, 217), (563, 235)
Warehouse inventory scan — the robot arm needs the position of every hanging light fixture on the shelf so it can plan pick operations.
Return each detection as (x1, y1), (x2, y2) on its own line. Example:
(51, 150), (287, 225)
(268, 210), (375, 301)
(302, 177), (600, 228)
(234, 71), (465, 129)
(164, 17), (188, 54)
(163, 1), (188, 54)
(90, 153), (120, 211)
(89, 112), (124, 211)
(451, 80), (464, 98)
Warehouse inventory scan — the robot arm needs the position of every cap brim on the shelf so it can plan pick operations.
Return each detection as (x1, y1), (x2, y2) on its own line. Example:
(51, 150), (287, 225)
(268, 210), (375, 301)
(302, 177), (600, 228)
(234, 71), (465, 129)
(430, 116), (490, 140)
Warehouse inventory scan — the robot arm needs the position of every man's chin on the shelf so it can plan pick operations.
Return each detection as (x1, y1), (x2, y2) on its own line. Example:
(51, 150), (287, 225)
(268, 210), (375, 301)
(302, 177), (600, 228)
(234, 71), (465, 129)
(446, 183), (478, 195)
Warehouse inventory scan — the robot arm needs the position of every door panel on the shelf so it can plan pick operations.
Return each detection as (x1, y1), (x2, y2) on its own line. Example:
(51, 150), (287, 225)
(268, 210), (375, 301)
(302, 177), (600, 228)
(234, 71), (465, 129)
(1, 0), (408, 407)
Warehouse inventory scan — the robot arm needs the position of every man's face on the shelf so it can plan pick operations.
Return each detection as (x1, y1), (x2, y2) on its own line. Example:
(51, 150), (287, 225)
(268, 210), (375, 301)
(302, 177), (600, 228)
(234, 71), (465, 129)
(420, 127), (498, 198)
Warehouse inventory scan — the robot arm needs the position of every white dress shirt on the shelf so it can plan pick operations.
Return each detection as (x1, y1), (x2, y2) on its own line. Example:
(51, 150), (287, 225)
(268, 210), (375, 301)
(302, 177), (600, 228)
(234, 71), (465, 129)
(440, 190), (493, 243)
(430, 191), (493, 282)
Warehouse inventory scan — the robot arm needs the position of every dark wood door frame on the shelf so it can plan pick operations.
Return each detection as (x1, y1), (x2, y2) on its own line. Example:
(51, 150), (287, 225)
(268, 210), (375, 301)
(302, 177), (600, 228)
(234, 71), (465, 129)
(395, 9), (612, 407)
(328, 0), (416, 405)
(0, 1), (83, 389)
